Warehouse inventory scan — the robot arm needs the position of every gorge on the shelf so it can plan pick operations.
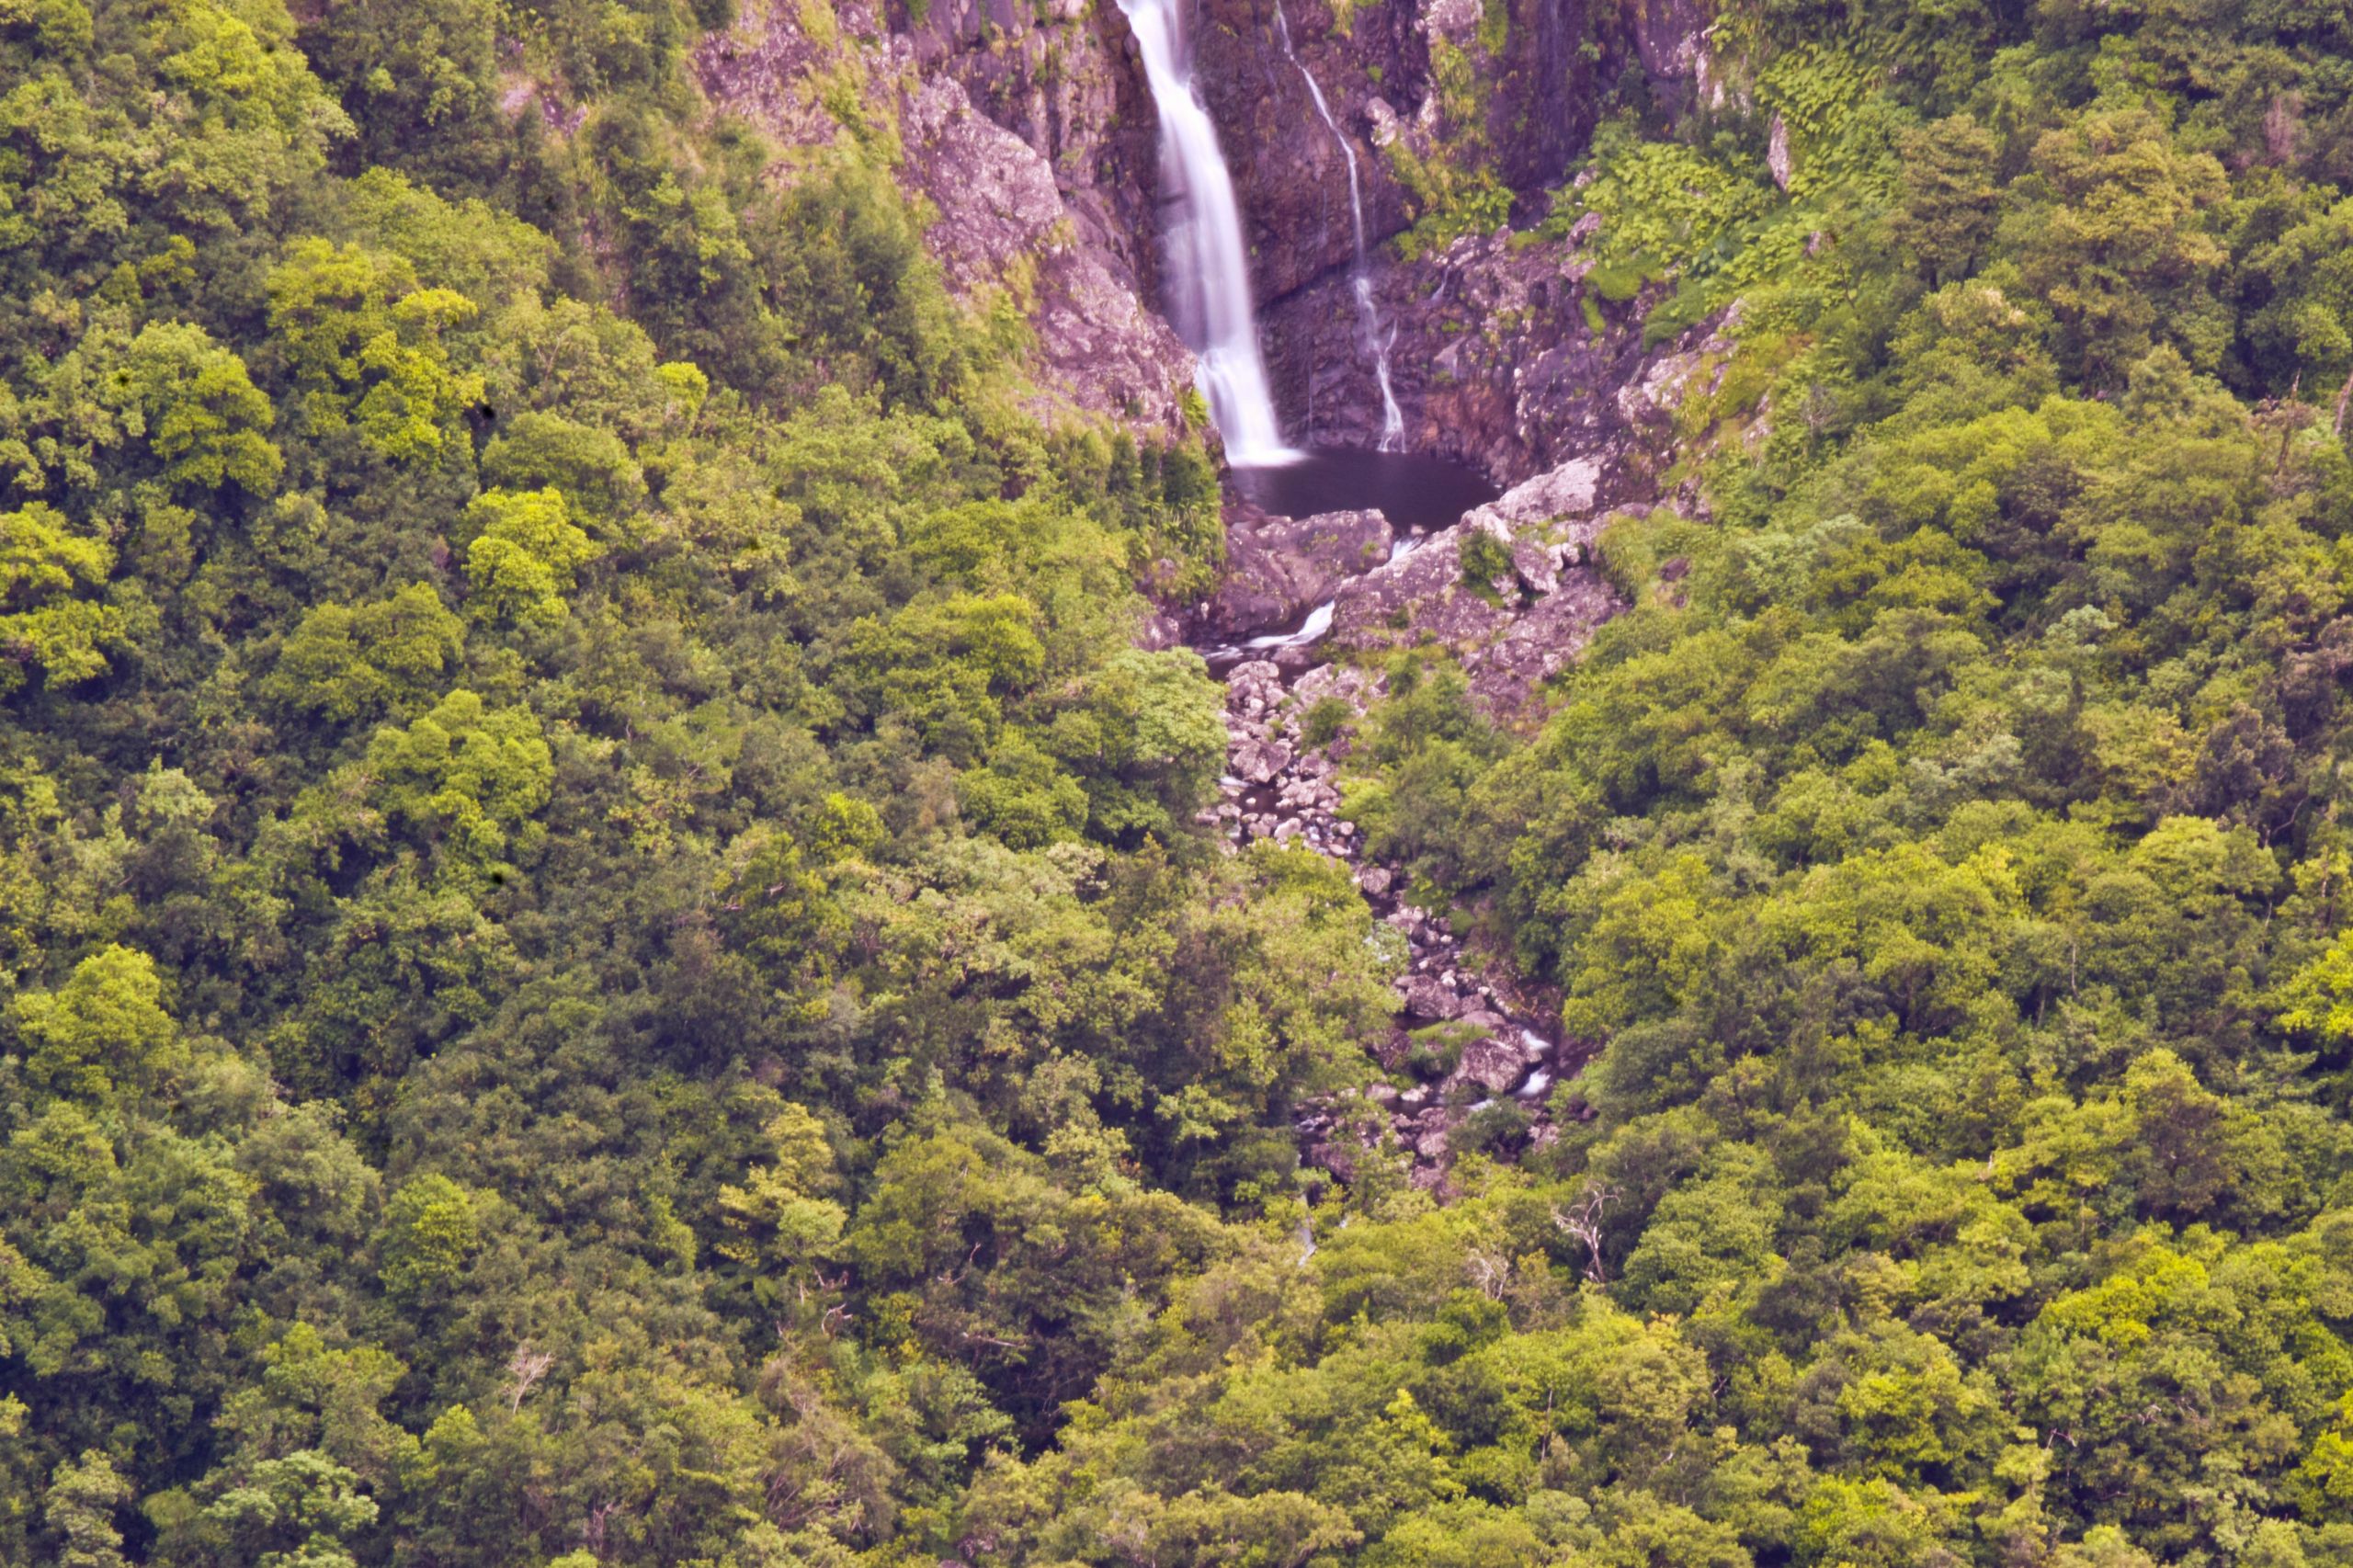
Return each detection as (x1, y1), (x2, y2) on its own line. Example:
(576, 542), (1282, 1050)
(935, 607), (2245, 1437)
(1097, 0), (1624, 1176)
(681, 0), (1731, 1191)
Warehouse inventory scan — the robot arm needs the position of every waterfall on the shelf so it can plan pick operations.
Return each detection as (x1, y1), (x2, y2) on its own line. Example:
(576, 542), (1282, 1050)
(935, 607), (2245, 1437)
(1119, 0), (1301, 467)
(1274, 0), (1404, 451)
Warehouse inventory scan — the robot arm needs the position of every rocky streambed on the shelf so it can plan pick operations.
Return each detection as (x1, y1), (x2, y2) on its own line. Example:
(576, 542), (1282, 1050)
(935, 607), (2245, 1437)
(1196, 628), (1587, 1190)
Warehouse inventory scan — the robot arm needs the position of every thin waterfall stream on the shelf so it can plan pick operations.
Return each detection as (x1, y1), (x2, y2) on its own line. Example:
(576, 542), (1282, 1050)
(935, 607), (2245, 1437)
(1273, 0), (1404, 450)
(1118, 0), (1300, 466)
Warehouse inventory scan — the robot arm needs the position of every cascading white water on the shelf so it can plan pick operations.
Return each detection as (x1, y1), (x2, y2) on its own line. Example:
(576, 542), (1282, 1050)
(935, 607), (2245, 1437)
(1274, 0), (1405, 451)
(1120, 0), (1301, 467)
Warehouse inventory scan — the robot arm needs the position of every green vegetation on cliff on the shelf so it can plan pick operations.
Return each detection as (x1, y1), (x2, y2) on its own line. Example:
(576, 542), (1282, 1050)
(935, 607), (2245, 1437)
(15, 0), (2353, 1563)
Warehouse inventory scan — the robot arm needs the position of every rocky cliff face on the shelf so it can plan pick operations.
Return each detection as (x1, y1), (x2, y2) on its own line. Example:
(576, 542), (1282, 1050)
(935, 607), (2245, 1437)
(1182, 0), (1618, 300)
(693, 0), (1199, 437)
(1169, 0), (1730, 457)
(1266, 220), (1657, 478)
(897, 0), (1163, 285)
(693, 0), (1723, 467)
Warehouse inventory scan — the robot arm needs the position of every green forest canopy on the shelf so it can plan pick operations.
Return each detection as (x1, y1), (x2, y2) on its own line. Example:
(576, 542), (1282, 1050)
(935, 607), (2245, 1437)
(17, 0), (2353, 1562)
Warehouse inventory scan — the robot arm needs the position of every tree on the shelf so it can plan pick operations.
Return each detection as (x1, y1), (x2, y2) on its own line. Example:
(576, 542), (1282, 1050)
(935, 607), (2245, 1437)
(363, 689), (553, 865)
(458, 487), (598, 627)
(298, 0), (505, 189)
(14, 944), (181, 1105)
(41, 1449), (131, 1568)
(2236, 192), (2353, 394)
(1046, 646), (1228, 840)
(714, 1102), (847, 1295)
(0, 504), (132, 697)
(2009, 106), (2231, 387)
(1889, 116), (2002, 287)
(193, 1450), (378, 1568)
(264, 584), (464, 722)
(266, 238), (486, 462)
(480, 412), (645, 533)
(119, 322), (282, 494)
(375, 1173), (478, 1310)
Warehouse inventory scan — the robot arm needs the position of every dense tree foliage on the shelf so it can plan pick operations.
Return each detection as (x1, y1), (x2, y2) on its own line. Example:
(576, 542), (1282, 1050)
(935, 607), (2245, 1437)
(1305, 2), (2353, 1562)
(16, 0), (2353, 1561)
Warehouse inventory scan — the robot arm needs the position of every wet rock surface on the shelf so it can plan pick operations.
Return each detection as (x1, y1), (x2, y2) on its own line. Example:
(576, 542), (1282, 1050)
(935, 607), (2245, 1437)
(1267, 220), (1730, 486)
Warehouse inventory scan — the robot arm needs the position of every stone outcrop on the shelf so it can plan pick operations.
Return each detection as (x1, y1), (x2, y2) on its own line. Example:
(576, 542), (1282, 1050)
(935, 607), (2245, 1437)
(1279, 297), (1745, 714)
(1321, 403), (1700, 709)
(896, 76), (1201, 433)
(1197, 504), (1392, 639)
(1267, 218), (1670, 481)
(900, 0), (1163, 285)
(1323, 485), (1625, 719)
(1627, 0), (1720, 119)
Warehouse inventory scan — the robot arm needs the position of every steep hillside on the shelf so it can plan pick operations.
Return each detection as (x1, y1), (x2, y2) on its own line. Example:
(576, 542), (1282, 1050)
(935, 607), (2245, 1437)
(15, 0), (2353, 1562)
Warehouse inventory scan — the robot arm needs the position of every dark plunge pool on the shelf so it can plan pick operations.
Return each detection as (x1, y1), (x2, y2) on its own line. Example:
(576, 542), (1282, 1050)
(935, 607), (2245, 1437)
(1230, 447), (1500, 534)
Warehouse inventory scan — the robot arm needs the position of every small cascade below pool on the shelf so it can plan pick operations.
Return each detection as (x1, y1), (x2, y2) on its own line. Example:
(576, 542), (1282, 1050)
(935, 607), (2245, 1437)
(1198, 449), (1498, 669)
(1119, 0), (1300, 467)
(1273, 0), (1404, 451)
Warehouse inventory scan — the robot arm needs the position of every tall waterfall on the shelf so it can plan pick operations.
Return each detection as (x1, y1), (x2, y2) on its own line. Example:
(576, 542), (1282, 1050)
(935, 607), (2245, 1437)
(1274, 0), (1404, 450)
(1119, 0), (1300, 467)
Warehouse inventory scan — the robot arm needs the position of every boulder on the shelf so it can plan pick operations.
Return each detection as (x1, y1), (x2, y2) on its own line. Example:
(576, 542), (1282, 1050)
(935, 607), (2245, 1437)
(1201, 506), (1393, 639)
(1232, 735), (1292, 784)
(1398, 973), (1464, 1020)
(1451, 1035), (1527, 1096)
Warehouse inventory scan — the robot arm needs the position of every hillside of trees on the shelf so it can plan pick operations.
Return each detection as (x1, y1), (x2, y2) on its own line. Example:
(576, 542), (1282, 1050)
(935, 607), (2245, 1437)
(16, 0), (2353, 1562)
